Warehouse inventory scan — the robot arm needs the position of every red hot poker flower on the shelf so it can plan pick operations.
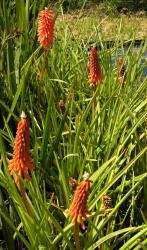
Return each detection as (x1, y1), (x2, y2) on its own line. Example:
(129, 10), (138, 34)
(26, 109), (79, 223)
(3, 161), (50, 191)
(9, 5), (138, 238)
(65, 173), (92, 230)
(117, 59), (126, 87)
(89, 47), (104, 85)
(8, 112), (33, 183)
(37, 8), (54, 49)
(117, 59), (126, 76)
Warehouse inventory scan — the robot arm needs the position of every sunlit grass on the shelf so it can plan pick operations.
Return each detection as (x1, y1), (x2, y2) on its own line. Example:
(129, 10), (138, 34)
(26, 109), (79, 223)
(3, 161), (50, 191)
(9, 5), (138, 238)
(56, 4), (147, 40)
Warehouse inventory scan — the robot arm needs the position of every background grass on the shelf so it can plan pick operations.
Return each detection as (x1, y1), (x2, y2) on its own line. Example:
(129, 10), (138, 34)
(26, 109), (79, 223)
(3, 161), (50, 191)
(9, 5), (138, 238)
(58, 6), (147, 40)
(0, 0), (147, 249)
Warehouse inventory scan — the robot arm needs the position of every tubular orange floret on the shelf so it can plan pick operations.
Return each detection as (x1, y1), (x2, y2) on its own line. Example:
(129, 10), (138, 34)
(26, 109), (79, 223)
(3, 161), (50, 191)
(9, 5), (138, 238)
(65, 172), (92, 230)
(37, 8), (54, 49)
(8, 112), (33, 183)
(89, 47), (104, 85)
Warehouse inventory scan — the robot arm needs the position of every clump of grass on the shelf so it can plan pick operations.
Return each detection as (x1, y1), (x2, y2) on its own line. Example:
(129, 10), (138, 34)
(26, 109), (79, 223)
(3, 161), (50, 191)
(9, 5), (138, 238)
(0, 1), (147, 249)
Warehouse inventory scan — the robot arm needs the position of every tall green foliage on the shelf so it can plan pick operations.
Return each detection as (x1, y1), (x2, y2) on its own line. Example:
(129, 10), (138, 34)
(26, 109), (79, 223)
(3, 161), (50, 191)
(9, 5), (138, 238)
(0, 0), (147, 249)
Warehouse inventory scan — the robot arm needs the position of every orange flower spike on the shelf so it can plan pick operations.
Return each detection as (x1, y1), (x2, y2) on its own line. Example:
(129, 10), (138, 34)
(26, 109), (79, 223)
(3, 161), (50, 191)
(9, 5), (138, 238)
(37, 8), (54, 49)
(117, 59), (126, 87)
(66, 173), (92, 230)
(89, 47), (104, 85)
(117, 59), (126, 77)
(8, 112), (33, 183)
